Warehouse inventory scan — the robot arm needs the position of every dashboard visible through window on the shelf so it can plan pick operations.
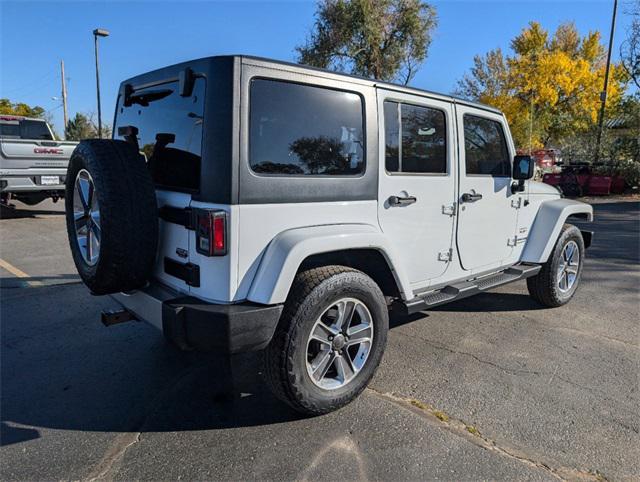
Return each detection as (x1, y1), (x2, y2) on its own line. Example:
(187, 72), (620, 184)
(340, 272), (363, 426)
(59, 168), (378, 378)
(384, 101), (447, 174)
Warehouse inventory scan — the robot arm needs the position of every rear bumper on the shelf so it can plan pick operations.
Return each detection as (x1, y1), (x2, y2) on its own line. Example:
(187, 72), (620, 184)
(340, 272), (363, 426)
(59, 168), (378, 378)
(110, 283), (283, 353)
(0, 170), (66, 193)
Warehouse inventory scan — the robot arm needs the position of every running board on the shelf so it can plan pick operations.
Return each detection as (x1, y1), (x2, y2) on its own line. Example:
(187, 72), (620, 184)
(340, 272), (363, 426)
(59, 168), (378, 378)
(402, 264), (542, 314)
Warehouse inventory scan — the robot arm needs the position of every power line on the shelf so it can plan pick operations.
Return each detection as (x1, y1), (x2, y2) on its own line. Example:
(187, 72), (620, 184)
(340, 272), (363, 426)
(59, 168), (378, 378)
(1, 68), (57, 98)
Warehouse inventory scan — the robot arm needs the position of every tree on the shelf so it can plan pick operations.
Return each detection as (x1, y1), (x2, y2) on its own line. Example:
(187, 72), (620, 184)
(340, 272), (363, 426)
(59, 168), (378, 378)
(456, 22), (627, 149)
(0, 98), (46, 118)
(65, 112), (111, 140)
(65, 113), (94, 141)
(621, 0), (640, 89)
(296, 0), (437, 84)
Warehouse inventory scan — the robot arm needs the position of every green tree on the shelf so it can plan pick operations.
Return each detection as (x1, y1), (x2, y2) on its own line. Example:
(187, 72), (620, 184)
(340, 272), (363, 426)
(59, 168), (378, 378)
(65, 113), (94, 141)
(65, 112), (111, 140)
(296, 0), (437, 84)
(457, 22), (627, 149)
(0, 98), (46, 118)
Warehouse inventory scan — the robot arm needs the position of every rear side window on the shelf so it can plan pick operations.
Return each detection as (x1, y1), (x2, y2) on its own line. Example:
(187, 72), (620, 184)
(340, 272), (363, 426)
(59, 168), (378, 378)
(114, 78), (205, 192)
(463, 114), (511, 176)
(384, 101), (447, 174)
(0, 123), (20, 138)
(0, 121), (52, 140)
(20, 120), (53, 140)
(249, 79), (365, 176)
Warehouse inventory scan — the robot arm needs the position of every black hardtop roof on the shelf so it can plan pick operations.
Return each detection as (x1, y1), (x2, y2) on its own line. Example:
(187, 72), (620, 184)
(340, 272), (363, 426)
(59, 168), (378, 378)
(120, 54), (502, 115)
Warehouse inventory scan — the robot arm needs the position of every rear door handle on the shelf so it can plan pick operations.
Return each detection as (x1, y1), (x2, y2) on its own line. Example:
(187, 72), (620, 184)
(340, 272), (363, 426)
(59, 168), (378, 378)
(461, 192), (483, 203)
(388, 195), (417, 207)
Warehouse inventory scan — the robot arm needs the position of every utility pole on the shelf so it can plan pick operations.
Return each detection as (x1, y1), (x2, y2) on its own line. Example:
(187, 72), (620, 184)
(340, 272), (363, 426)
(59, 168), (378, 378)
(60, 60), (68, 138)
(594, 0), (618, 163)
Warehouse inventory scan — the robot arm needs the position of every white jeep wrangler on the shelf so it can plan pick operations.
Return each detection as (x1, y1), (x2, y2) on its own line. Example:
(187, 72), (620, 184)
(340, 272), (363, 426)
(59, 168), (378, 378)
(64, 56), (593, 415)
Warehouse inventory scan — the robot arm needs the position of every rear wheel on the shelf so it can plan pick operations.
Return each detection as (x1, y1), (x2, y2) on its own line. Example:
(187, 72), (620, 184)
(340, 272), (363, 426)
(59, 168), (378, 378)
(263, 266), (388, 415)
(527, 224), (585, 307)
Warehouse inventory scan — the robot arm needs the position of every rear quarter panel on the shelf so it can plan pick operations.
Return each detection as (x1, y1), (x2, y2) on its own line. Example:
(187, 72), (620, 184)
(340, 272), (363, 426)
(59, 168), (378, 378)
(234, 200), (380, 301)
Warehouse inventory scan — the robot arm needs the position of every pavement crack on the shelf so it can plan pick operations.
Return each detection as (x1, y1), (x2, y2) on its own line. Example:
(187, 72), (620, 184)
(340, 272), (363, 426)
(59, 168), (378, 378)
(395, 331), (639, 417)
(84, 365), (198, 481)
(395, 330), (541, 376)
(85, 432), (141, 481)
(366, 388), (609, 482)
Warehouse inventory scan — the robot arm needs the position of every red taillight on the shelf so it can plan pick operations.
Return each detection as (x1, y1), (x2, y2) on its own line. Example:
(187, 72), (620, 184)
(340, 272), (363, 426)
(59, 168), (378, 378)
(195, 209), (227, 256)
(213, 215), (225, 252)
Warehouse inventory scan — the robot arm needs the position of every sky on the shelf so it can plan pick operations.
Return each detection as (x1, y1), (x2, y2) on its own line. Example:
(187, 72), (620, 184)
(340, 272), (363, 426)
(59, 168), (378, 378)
(0, 0), (635, 135)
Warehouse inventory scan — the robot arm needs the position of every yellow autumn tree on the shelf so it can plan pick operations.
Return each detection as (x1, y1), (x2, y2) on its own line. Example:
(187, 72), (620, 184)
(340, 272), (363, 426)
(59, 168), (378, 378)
(457, 22), (627, 150)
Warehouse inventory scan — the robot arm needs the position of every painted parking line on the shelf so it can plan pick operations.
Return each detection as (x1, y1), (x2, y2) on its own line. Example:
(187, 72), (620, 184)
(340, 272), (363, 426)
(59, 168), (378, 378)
(0, 258), (44, 287)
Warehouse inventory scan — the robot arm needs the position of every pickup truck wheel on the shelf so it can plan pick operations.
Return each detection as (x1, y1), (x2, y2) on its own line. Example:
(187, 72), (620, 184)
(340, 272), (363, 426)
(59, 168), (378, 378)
(527, 224), (585, 307)
(263, 266), (388, 415)
(64, 140), (158, 295)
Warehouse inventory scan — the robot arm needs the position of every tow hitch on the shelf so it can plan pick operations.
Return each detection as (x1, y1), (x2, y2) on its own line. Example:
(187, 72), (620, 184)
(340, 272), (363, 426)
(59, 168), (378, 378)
(101, 309), (137, 326)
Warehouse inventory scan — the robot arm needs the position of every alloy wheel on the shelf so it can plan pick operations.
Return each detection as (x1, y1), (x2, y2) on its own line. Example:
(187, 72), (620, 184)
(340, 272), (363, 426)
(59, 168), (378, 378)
(306, 298), (374, 390)
(557, 240), (579, 293)
(73, 169), (101, 266)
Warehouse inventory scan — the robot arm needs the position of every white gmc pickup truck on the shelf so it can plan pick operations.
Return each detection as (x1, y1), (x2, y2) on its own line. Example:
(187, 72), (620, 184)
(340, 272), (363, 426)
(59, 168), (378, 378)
(0, 116), (77, 206)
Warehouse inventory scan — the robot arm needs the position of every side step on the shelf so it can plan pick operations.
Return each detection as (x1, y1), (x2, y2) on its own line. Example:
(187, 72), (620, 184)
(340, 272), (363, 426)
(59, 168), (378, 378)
(403, 264), (541, 314)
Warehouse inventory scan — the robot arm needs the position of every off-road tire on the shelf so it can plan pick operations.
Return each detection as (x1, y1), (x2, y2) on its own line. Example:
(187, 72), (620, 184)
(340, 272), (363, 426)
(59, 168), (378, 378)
(527, 224), (585, 307)
(65, 139), (158, 295)
(263, 266), (388, 415)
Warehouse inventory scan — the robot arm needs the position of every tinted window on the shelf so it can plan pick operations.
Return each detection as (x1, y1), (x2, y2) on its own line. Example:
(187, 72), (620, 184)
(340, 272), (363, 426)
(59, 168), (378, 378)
(463, 115), (511, 176)
(384, 101), (447, 174)
(0, 123), (20, 138)
(20, 120), (53, 140)
(250, 79), (364, 176)
(384, 101), (400, 172)
(0, 121), (52, 140)
(114, 78), (205, 191)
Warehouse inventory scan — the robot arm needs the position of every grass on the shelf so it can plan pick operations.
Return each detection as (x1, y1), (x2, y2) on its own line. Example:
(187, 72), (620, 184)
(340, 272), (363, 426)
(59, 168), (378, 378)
(408, 399), (450, 422)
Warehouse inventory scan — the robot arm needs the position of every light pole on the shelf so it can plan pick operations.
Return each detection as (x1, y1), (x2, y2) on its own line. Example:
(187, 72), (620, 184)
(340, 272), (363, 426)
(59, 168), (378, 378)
(93, 28), (109, 139)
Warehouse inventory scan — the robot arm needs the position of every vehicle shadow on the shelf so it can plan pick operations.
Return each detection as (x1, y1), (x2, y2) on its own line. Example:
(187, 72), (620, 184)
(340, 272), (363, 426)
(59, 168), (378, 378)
(0, 334), (304, 447)
(0, 204), (64, 219)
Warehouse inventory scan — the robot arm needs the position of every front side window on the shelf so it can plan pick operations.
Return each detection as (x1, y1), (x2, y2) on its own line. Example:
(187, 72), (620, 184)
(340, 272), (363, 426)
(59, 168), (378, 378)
(114, 78), (205, 192)
(384, 101), (447, 174)
(463, 114), (511, 176)
(249, 79), (365, 176)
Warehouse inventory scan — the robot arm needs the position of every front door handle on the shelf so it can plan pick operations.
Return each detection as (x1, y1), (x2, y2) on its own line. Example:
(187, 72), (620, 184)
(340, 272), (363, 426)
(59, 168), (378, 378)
(461, 192), (483, 203)
(388, 195), (417, 207)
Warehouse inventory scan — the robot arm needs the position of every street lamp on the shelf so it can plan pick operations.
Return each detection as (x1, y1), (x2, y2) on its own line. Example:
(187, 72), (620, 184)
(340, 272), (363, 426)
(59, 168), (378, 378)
(93, 28), (109, 139)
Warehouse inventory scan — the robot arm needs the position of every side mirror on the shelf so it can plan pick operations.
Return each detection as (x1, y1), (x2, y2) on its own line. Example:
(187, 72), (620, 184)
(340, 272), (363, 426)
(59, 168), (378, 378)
(512, 155), (534, 193)
(513, 155), (534, 180)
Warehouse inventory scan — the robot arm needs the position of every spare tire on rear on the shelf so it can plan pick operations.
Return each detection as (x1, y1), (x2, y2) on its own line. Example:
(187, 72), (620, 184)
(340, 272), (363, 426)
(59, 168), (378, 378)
(65, 139), (158, 295)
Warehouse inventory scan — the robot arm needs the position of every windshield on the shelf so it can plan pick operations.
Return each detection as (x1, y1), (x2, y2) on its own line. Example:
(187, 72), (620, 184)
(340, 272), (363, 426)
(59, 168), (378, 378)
(0, 120), (53, 140)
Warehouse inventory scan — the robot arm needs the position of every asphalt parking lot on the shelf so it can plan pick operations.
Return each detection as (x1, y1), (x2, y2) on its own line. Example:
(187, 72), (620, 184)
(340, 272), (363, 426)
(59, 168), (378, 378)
(1, 199), (638, 481)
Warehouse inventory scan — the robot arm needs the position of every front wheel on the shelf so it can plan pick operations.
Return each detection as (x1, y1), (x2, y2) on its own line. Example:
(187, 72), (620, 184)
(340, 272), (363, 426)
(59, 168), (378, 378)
(527, 224), (585, 307)
(263, 266), (388, 415)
